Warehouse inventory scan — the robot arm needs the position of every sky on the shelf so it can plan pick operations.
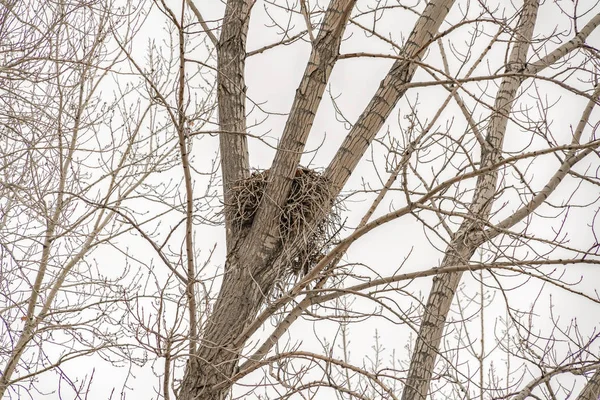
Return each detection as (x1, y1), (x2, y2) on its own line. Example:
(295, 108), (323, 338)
(2, 0), (600, 399)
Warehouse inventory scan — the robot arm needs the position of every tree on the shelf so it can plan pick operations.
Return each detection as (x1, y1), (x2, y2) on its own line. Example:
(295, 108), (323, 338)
(1, 0), (600, 399)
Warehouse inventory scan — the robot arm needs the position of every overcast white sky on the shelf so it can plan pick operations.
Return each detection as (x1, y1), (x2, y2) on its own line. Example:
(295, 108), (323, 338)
(3, 0), (600, 399)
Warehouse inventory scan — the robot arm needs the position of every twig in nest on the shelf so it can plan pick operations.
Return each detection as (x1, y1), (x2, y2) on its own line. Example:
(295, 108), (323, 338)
(228, 167), (341, 276)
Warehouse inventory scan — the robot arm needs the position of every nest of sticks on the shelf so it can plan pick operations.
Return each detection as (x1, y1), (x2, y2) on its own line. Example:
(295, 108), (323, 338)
(229, 167), (340, 275)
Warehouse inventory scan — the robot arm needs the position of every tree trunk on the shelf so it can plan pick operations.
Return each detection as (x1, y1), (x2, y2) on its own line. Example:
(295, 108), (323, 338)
(577, 369), (600, 400)
(401, 1), (539, 398)
(177, 255), (278, 399)
(217, 0), (252, 250)
(178, 1), (356, 398)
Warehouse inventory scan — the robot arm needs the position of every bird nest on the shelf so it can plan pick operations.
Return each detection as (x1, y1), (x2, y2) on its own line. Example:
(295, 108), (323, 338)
(229, 168), (340, 275)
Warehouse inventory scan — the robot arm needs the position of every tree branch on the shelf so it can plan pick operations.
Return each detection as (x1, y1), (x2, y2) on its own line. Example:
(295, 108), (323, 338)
(325, 0), (456, 196)
(244, 0), (356, 271)
(185, 0), (218, 46)
(577, 368), (600, 400)
(217, 0), (254, 249)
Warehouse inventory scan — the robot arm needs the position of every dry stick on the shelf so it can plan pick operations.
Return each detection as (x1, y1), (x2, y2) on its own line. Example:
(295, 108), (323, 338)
(163, 343), (172, 400)
(96, 200), (188, 283)
(336, 51), (598, 102)
(0, 88), (77, 397)
(158, 0), (198, 357)
(246, 30), (308, 58)
(185, 0), (218, 46)
(438, 29), (503, 150)
(299, 0), (315, 44)
(245, 351), (400, 400)
(512, 363), (600, 400)
(526, 13), (600, 75)
(177, 1), (198, 357)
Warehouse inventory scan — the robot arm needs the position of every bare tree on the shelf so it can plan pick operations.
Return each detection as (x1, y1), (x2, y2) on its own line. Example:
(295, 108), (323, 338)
(0, 0), (184, 396)
(1, 0), (600, 399)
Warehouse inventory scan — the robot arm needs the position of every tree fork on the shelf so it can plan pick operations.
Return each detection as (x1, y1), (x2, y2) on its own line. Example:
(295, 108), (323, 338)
(179, 1), (356, 398)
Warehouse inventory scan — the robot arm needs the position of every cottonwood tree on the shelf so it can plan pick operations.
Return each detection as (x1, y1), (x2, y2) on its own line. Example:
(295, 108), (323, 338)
(0, 0), (182, 396)
(1, 0), (600, 399)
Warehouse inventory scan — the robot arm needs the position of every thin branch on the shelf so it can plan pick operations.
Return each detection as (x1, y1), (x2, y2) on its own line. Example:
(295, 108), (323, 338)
(185, 0), (218, 46)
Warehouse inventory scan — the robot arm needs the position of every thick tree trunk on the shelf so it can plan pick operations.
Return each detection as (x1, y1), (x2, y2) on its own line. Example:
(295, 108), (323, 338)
(577, 369), (600, 400)
(178, 1), (255, 398)
(178, 1), (355, 398)
(217, 0), (252, 250)
(177, 256), (279, 399)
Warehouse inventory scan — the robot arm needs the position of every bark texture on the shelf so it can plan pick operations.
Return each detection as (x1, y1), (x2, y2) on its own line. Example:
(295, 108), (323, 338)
(178, 1), (356, 398)
(577, 369), (600, 400)
(326, 0), (455, 192)
(178, 0), (596, 399)
(178, 1), (254, 398)
(218, 0), (252, 249)
(245, 0), (356, 269)
(400, 2), (539, 399)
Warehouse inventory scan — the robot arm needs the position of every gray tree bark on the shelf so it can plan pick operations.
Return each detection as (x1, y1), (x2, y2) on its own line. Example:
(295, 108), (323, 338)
(179, 0), (600, 399)
(400, 1), (539, 399)
(577, 369), (600, 400)
(178, 1), (357, 398)
(180, 0), (457, 398)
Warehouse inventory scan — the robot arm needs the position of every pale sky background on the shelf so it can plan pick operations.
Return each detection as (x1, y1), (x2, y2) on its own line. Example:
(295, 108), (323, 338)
(3, 0), (600, 399)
